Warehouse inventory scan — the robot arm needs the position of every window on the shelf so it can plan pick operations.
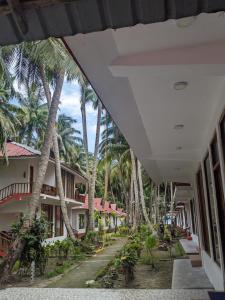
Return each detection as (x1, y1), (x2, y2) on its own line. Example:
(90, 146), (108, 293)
(55, 206), (64, 237)
(204, 154), (220, 265)
(197, 169), (210, 255)
(79, 214), (85, 229)
(41, 204), (53, 238)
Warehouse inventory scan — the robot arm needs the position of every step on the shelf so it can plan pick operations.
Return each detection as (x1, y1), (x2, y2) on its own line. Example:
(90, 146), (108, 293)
(180, 238), (199, 255)
(172, 259), (213, 289)
(189, 255), (202, 267)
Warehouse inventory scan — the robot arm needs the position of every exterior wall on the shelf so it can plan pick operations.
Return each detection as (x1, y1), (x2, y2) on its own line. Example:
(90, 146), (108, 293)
(0, 158), (34, 189)
(192, 92), (225, 291)
(44, 161), (56, 187)
(72, 209), (87, 235)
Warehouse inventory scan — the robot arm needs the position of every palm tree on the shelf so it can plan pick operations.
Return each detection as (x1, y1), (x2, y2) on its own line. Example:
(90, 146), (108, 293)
(0, 70), (65, 284)
(16, 81), (48, 147)
(0, 78), (19, 160)
(137, 160), (153, 231)
(88, 99), (102, 230)
(11, 38), (80, 241)
(57, 113), (82, 164)
(130, 149), (140, 229)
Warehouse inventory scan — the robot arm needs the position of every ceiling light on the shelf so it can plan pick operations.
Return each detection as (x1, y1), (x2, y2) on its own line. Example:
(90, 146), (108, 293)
(176, 146), (182, 150)
(174, 124), (184, 130)
(174, 81), (188, 90)
(176, 16), (196, 28)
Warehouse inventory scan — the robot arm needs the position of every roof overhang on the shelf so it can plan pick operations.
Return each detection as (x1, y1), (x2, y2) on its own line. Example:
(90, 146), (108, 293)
(64, 11), (225, 184)
(0, 0), (224, 45)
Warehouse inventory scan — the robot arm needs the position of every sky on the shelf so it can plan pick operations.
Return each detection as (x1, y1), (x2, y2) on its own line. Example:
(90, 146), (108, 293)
(13, 79), (99, 153)
(59, 80), (98, 153)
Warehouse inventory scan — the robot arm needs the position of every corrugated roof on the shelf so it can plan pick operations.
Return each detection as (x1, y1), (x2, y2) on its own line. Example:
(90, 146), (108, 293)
(0, 0), (224, 46)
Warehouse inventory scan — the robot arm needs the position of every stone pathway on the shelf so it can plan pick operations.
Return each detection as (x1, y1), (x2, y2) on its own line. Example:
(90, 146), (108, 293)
(47, 237), (127, 288)
(0, 288), (210, 300)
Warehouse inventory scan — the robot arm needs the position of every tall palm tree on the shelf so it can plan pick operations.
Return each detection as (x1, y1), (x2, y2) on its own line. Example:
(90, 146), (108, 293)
(16, 81), (48, 147)
(11, 38), (80, 241)
(57, 113), (82, 164)
(0, 78), (19, 160)
(137, 160), (153, 231)
(0, 70), (65, 283)
(88, 99), (102, 230)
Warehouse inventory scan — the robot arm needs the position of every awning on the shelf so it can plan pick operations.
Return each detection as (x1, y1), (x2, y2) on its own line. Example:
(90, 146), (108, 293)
(0, 0), (225, 46)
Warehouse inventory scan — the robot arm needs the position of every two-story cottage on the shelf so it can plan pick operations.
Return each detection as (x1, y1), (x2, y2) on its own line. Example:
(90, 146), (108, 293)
(0, 142), (87, 256)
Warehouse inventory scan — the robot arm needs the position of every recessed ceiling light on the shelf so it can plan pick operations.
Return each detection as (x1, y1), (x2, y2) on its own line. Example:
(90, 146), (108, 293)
(176, 16), (196, 28)
(174, 124), (184, 130)
(174, 81), (188, 90)
(176, 146), (182, 150)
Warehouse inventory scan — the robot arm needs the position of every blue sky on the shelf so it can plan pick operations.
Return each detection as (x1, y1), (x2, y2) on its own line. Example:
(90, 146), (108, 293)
(59, 80), (98, 153)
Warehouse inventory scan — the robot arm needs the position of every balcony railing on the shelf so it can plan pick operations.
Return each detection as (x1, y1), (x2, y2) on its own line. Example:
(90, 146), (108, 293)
(0, 182), (80, 203)
(41, 184), (57, 196)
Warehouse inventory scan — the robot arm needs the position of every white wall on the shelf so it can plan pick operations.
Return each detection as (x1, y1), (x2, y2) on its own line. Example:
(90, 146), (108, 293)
(0, 159), (31, 189)
(72, 209), (87, 234)
(202, 250), (224, 290)
(44, 161), (56, 187)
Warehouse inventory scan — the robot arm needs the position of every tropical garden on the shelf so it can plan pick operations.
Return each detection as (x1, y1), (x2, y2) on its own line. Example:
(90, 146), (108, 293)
(0, 38), (182, 288)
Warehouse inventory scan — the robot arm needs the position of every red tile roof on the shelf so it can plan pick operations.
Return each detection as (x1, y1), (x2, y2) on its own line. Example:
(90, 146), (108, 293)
(73, 195), (125, 216)
(0, 142), (40, 158)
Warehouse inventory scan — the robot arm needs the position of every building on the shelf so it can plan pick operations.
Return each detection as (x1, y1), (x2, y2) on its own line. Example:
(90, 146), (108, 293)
(72, 195), (125, 238)
(62, 12), (225, 291)
(0, 142), (87, 256)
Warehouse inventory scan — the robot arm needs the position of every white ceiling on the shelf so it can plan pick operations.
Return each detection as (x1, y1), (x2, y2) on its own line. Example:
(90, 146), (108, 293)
(65, 12), (225, 184)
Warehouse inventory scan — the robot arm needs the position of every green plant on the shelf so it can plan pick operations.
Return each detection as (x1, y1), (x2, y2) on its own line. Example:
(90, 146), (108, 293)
(118, 226), (129, 236)
(11, 215), (49, 276)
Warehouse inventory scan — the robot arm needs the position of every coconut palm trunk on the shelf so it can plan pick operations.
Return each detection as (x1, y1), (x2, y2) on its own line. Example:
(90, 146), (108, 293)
(80, 80), (90, 184)
(0, 71), (64, 284)
(40, 65), (75, 241)
(88, 100), (102, 231)
(137, 160), (153, 231)
(129, 170), (134, 226)
(130, 149), (139, 229)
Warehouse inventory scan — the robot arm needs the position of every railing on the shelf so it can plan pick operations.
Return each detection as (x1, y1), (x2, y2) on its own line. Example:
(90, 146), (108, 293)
(0, 182), (32, 202)
(0, 182), (80, 203)
(0, 231), (12, 255)
(41, 184), (57, 196)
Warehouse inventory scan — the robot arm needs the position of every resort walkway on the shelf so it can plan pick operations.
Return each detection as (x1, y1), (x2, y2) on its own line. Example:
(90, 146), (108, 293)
(47, 237), (127, 288)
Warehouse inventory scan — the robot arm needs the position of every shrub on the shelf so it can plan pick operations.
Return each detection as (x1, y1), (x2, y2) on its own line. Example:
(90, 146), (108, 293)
(118, 226), (129, 236)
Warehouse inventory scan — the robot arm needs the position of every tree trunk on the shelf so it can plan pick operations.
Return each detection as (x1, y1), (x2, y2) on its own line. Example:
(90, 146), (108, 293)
(137, 160), (153, 232)
(0, 71), (64, 285)
(81, 93), (89, 179)
(40, 65), (75, 241)
(130, 149), (139, 229)
(52, 129), (76, 241)
(88, 100), (102, 231)
(129, 170), (134, 226)
(104, 111), (109, 200)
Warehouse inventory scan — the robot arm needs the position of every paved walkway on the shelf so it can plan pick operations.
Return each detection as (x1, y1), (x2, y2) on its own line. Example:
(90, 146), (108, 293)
(172, 259), (213, 290)
(47, 238), (127, 288)
(0, 288), (210, 300)
(180, 239), (199, 255)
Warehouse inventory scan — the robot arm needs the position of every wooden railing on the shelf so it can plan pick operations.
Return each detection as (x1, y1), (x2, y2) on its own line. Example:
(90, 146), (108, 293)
(0, 231), (12, 255)
(0, 182), (32, 202)
(41, 184), (57, 196)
